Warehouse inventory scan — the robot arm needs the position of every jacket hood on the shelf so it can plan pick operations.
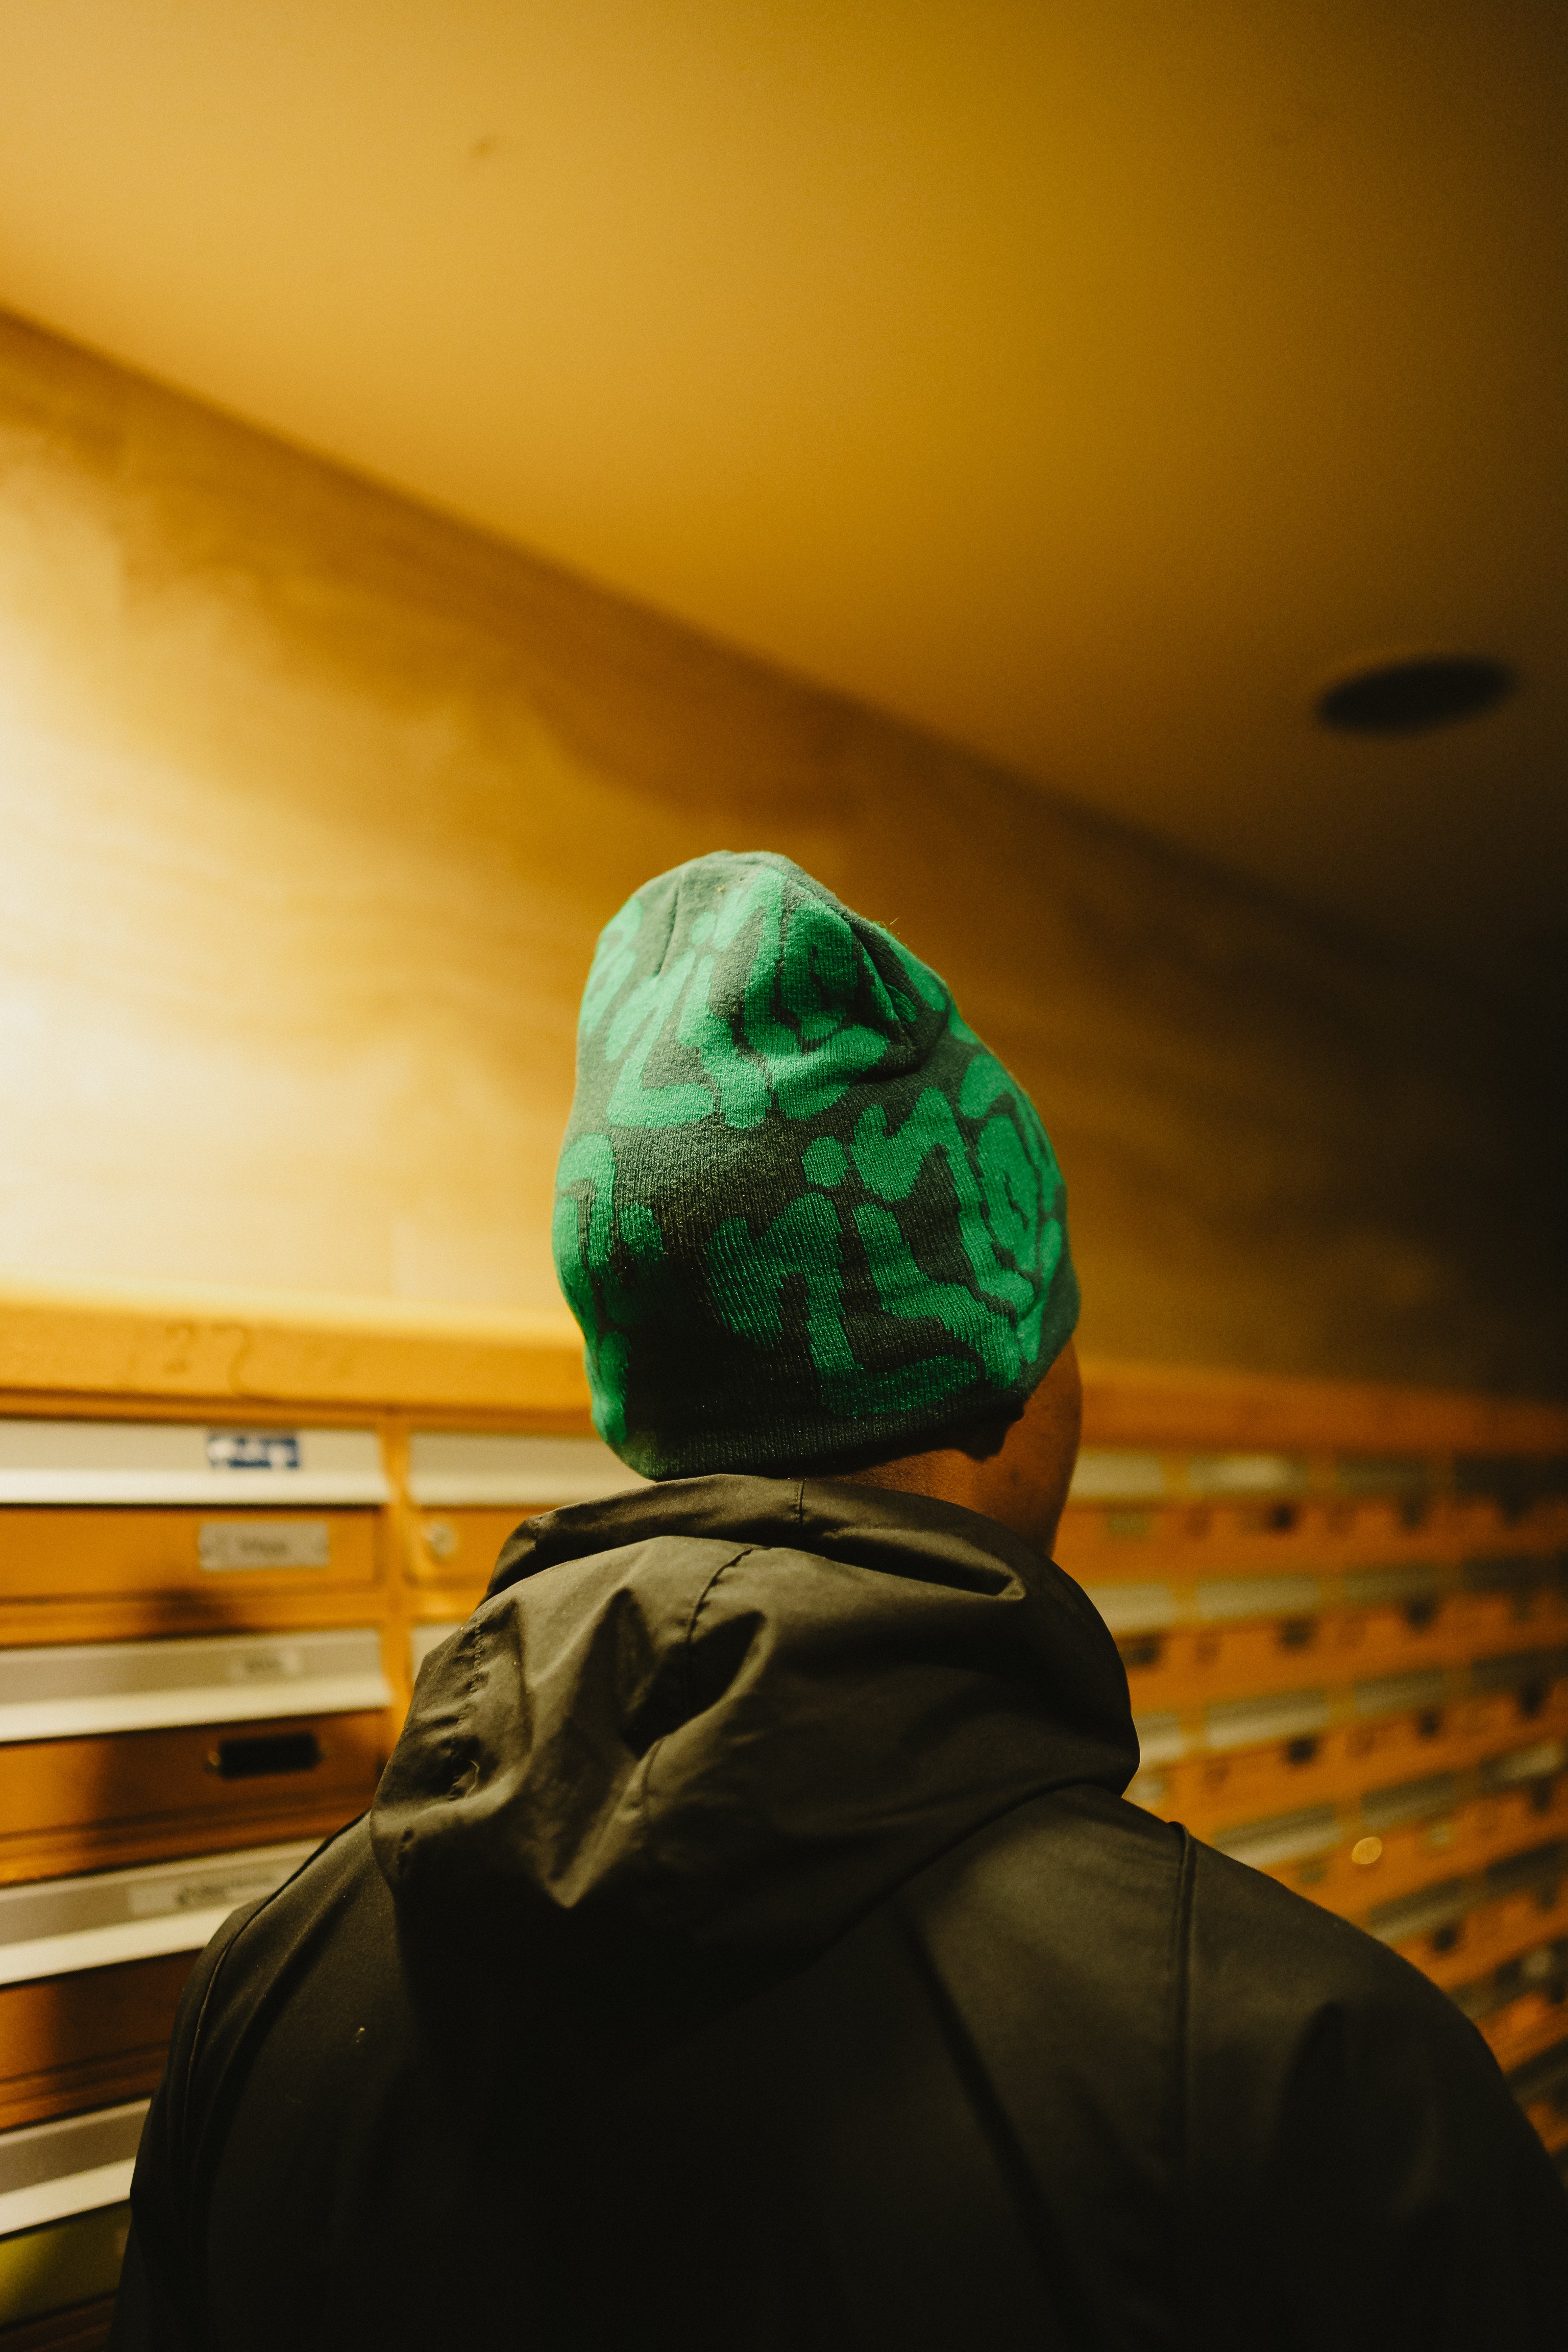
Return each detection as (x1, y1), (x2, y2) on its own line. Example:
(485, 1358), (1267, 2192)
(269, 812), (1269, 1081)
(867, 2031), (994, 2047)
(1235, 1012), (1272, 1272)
(371, 1477), (1136, 1970)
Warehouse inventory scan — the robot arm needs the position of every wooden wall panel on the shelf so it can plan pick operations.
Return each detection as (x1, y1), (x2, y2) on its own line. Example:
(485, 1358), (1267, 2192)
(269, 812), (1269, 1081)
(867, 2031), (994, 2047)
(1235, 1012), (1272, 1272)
(0, 307), (1562, 1396)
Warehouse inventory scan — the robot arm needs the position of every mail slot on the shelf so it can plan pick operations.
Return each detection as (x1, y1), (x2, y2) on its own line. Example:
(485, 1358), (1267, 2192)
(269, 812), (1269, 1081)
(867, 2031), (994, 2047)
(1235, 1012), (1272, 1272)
(1097, 1554), (1568, 1716)
(0, 1626), (389, 1744)
(0, 2098), (145, 2334)
(1215, 1806), (1340, 1873)
(1119, 1618), (1353, 1710)
(0, 1418), (388, 1610)
(0, 1842), (316, 2149)
(0, 1949), (194, 2135)
(1420, 1874), (1568, 1995)
(1335, 1594), (1474, 1676)
(0, 2196), (127, 2337)
(1462, 1556), (1568, 1639)
(1476, 1980), (1568, 2076)
(0, 1841), (316, 1988)
(1466, 1648), (1562, 1713)
(1164, 1724), (1339, 1832)
(407, 1429), (641, 1511)
(0, 1711), (385, 1885)
(208, 1730), (322, 1780)
(0, 1507), (379, 1606)
(1136, 1665), (1568, 1847)
(1327, 1790), (1568, 1921)
(0, 1418), (387, 1508)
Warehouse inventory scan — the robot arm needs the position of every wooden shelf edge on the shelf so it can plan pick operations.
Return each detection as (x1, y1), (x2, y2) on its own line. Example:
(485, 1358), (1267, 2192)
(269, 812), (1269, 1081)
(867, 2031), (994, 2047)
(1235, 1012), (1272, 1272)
(1077, 1355), (1568, 1454)
(0, 1276), (1563, 1452)
(0, 1275), (589, 1416)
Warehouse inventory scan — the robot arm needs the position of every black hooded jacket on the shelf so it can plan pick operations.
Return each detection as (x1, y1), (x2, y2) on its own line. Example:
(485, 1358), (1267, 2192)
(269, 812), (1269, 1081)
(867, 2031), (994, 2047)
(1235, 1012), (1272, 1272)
(111, 1478), (1568, 2349)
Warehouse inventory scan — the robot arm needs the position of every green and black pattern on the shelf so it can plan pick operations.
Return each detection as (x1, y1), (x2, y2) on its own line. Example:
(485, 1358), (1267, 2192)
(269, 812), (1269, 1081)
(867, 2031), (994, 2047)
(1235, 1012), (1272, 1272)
(553, 851), (1079, 1478)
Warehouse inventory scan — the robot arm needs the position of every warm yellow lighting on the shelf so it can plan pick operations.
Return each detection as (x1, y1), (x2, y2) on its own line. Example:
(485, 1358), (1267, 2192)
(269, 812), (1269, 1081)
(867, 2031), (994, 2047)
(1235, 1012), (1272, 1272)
(1351, 1835), (1383, 1868)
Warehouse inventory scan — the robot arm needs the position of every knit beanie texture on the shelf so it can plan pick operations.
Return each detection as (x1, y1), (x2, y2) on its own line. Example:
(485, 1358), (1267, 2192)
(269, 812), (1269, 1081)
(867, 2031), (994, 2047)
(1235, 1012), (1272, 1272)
(553, 851), (1078, 1479)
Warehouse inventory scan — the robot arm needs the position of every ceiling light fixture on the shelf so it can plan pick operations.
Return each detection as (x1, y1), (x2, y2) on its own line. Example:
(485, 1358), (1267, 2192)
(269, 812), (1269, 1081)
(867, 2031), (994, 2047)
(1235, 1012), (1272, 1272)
(1316, 655), (1516, 734)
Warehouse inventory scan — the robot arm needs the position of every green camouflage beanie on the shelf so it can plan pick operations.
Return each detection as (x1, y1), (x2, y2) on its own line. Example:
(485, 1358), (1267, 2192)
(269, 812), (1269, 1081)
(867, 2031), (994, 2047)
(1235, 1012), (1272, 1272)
(553, 851), (1078, 1479)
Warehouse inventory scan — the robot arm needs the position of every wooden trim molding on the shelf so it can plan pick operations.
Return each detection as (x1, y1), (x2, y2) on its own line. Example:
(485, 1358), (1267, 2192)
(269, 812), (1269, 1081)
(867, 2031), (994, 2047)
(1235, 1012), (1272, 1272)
(0, 1277), (589, 1420)
(1076, 1356), (1568, 1455)
(0, 1273), (1563, 1452)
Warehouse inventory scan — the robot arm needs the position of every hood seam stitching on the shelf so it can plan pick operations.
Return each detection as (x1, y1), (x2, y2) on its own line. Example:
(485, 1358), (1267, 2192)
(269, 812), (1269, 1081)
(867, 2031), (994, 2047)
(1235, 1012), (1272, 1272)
(636, 1544), (756, 1891)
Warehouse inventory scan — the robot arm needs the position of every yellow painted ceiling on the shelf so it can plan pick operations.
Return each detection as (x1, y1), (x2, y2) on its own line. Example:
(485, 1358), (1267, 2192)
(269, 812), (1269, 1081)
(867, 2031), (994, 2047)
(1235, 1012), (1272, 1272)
(0, 0), (1562, 977)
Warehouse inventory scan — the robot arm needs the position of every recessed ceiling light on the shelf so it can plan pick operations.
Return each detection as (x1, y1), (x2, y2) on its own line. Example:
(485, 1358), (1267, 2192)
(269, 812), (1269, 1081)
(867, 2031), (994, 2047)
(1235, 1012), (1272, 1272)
(1316, 655), (1516, 734)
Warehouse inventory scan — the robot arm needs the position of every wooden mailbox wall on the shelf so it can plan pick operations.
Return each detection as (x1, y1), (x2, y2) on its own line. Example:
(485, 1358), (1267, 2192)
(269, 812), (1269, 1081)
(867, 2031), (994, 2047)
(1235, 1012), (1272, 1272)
(1, 1286), (1566, 2346)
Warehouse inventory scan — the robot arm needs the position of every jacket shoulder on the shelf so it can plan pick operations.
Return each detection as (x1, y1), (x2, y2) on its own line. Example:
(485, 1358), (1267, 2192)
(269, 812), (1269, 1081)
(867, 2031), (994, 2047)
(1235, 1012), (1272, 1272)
(1182, 1832), (1568, 2348)
(1182, 1826), (1522, 2105)
(901, 1778), (1185, 1946)
(897, 1788), (1568, 2349)
(894, 1781), (1499, 2063)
